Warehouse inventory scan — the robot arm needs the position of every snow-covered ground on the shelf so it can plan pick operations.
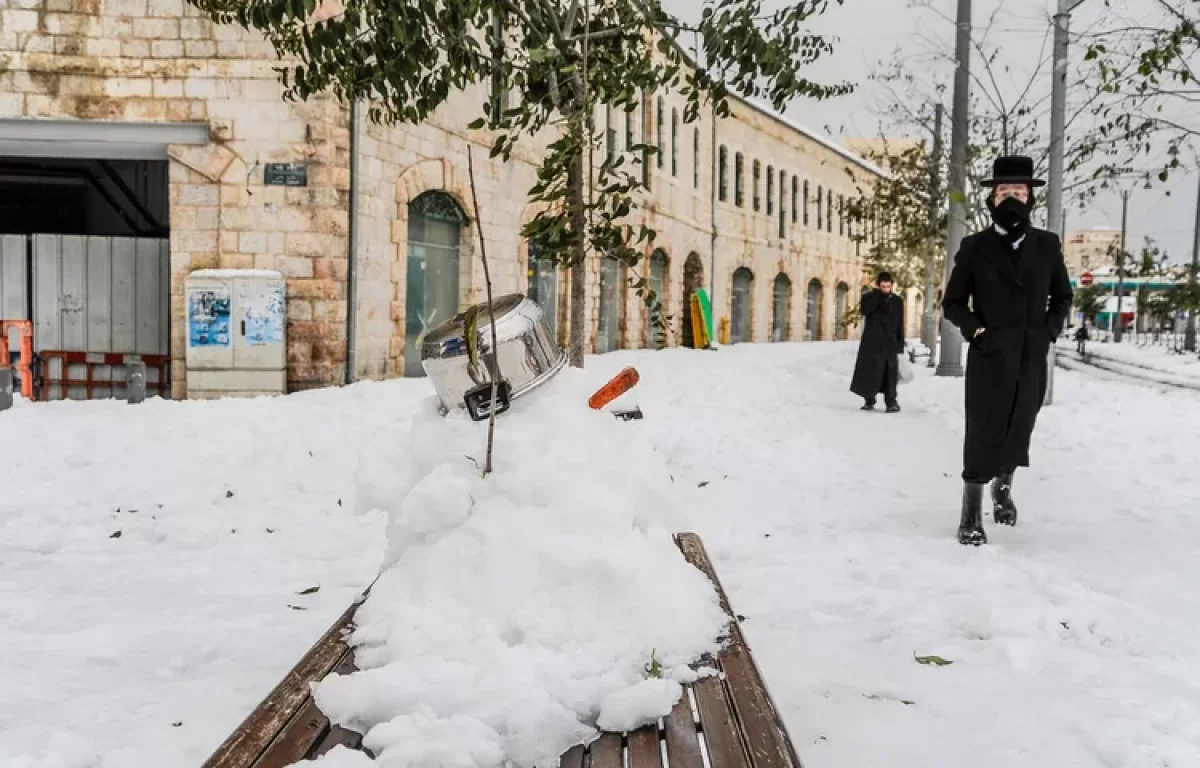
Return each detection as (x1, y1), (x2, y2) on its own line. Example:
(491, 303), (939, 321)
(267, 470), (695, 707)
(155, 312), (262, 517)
(3, 342), (1199, 768)
(1065, 337), (1200, 382)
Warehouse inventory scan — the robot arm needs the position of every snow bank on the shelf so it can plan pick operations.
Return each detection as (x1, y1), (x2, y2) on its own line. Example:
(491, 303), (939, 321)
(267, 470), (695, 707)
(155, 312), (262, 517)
(311, 369), (727, 768)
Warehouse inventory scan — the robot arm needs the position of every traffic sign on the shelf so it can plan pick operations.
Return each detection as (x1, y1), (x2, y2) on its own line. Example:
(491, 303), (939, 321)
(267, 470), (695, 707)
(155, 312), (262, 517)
(1080, 271), (1094, 286)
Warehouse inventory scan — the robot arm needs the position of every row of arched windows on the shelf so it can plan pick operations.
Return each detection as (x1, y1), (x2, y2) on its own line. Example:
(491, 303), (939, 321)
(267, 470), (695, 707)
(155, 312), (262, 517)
(729, 269), (852, 344)
(404, 190), (857, 377)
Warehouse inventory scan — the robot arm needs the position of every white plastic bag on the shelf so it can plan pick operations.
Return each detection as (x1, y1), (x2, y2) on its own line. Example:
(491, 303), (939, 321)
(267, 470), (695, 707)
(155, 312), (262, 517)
(898, 353), (915, 384)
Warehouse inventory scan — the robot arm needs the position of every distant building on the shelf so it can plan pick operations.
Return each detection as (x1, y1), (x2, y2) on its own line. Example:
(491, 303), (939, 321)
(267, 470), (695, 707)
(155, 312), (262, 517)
(1064, 228), (1121, 277)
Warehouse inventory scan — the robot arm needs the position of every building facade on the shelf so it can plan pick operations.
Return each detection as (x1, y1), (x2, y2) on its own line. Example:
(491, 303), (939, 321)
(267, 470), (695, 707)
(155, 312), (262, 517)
(0, 0), (886, 399)
(1064, 228), (1121, 277)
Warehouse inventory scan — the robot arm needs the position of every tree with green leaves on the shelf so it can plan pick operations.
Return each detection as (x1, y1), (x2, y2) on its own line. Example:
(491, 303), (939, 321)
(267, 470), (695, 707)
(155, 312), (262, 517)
(1074, 282), (1107, 326)
(1080, 0), (1199, 185)
(188, 0), (851, 368)
(847, 138), (944, 298)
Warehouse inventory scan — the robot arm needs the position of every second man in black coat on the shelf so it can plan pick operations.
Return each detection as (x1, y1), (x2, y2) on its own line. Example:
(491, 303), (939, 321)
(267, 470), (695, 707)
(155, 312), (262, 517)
(850, 272), (906, 413)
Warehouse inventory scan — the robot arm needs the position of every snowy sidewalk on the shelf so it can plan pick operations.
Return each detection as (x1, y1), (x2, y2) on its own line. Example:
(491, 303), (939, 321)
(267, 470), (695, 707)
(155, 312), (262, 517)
(3, 344), (1199, 768)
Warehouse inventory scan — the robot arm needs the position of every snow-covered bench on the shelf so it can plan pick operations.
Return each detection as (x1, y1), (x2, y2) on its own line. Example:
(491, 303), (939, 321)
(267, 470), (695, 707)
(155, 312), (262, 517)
(199, 533), (801, 768)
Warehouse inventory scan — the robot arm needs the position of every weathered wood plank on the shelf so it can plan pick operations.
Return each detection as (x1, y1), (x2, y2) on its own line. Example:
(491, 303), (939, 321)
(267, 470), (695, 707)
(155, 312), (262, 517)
(675, 532), (802, 768)
(626, 726), (663, 768)
(199, 603), (359, 768)
(253, 698), (330, 768)
(588, 732), (624, 768)
(663, 692), (705, 768)
(305, 652), (364, 760)
(560, 744), (586, 768)
(693, 674), (751, 768)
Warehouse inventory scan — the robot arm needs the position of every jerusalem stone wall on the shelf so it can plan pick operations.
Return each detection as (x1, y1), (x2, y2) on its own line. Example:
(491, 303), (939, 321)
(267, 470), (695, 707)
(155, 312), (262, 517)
(0, 0), (350, 396)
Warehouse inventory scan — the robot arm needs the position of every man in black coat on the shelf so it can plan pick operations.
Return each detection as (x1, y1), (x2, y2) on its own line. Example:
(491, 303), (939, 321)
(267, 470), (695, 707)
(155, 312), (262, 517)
(942, 156), (1074, 546)
(850, 272), (905, 413)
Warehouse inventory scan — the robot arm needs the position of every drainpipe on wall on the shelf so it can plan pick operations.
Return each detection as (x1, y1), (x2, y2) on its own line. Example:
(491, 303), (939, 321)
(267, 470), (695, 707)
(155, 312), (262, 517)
(345, 99), (361, 384)
(709, 101), (718, 315)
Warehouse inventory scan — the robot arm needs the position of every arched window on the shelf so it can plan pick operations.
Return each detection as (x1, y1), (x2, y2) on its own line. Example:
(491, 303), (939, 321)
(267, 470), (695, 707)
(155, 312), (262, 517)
(656, 97), (665, 169)
(806, 278), (824, 342)
(816, 186), (824, 230)
(791, 176), (799, 223)
(752, 160), (761, 212)
(718, 146), (728, 202)
(671, 108), (679, 177)
(778, 169), (787, 238)
(605, 104), (617, 160)
(647, 249), (670, 348)
(527, 239), (558, 340)
(835, 282), (850, 340)
(405, 191), (467, 377)
(735, 152), (745, 207)
(772, 274), (792, 342)
(766, 165), (775, 216)
(731, 267), (755, 344)
(597, 258), (624, 354)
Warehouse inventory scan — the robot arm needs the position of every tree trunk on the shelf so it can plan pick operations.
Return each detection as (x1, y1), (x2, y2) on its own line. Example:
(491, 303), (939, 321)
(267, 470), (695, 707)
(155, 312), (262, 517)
(567, 133), (588, 369)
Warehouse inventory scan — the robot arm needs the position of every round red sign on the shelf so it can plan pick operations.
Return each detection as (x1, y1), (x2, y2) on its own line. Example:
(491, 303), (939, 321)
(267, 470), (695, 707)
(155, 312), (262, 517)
(1080, 272), (1094, 286)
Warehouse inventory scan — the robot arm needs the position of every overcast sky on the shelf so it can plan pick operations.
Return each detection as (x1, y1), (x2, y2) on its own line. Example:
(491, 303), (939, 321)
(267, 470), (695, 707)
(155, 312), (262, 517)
(660, 0), (1198, 263)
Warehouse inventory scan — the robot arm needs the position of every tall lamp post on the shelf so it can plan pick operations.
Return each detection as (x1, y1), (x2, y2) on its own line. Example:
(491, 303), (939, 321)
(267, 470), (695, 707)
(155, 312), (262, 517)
(935, 0), (972, 378)
(1043, 0), (1090, 404)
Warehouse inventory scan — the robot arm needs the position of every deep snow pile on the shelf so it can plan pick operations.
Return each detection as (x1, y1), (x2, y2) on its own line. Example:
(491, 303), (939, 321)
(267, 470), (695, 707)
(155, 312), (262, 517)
(309, 369), (726, 768)
(0, 382), (419, 768)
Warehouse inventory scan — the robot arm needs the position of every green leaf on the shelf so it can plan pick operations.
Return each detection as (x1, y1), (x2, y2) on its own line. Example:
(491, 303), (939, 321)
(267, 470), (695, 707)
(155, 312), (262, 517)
(914, 654), (953, 667)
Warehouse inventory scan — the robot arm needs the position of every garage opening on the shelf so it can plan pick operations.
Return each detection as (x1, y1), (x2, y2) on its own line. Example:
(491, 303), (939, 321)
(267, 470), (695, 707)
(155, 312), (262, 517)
(0, 118), (204, 400)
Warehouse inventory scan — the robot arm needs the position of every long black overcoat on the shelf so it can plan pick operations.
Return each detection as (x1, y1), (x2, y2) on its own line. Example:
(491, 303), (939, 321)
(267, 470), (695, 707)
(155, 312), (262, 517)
(942, 228), (1074, 481)
(850, 290), (905, 400)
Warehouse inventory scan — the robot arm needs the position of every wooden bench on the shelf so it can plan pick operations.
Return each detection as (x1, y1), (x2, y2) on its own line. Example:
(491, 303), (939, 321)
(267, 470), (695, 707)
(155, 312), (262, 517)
(201, 533), (802, 768)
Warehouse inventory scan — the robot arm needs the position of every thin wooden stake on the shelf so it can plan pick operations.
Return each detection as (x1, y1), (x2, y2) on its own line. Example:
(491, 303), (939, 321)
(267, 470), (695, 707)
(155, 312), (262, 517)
(466, 147), (502, 475)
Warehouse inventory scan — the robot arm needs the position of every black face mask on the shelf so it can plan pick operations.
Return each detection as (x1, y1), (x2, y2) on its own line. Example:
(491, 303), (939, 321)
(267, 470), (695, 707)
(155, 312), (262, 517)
(987, 195), (1031, 239)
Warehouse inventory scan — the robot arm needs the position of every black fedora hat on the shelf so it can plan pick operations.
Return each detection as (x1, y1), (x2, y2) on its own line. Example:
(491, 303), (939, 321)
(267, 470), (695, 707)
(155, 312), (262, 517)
(982, 155), (1045, 188)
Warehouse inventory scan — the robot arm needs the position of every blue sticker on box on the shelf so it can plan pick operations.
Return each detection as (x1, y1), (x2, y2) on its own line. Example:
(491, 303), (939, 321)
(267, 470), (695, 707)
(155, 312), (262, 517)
(188, 288), (231, 348)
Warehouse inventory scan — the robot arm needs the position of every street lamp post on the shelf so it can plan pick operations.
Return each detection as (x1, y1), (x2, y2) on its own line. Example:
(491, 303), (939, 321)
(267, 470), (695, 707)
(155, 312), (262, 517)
(1115, 188), (1130, 342)
(935, 0), (972, 378)
(922, 103), (945, 366)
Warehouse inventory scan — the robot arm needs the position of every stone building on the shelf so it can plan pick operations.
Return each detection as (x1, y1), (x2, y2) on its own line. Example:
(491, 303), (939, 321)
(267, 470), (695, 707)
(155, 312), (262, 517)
(0, 0), (887, 399)
(1064, 227), (1121, 277)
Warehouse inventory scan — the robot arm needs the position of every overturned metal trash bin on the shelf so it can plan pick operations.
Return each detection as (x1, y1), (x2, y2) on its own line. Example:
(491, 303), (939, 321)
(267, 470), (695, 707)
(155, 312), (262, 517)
(421, 293), (567, 418)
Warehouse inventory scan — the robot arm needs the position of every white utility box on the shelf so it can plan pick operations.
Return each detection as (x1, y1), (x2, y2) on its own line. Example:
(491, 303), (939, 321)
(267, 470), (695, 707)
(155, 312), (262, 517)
(185, 269), (286, 399)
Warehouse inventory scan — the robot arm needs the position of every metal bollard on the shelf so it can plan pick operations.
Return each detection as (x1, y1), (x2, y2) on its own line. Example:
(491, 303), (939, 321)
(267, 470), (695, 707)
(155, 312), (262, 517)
(126, 361), (147, 405)
(0, 367), (12, 412)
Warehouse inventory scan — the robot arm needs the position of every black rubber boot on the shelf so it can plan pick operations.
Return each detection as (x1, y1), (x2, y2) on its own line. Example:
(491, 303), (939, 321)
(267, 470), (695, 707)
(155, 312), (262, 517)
(861, 400), (876, 411)
(957, 483), (987, 546)
(886, 402), (901, 413)
(991, 472), (1018, 526)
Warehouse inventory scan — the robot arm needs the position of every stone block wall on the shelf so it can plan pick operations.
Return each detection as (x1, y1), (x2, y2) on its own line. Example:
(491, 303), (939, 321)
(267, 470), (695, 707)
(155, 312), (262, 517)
(1, 0), (351, 396)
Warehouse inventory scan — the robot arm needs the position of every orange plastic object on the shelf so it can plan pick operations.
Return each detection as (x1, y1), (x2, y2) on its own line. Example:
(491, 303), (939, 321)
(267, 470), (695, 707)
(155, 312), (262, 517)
(0, 320), (34, 400)
(588, 367), (640, 410)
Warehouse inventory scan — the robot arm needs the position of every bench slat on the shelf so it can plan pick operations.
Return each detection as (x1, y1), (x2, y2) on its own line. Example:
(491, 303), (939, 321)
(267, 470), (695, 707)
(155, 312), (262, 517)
(693, 675), (751, 768)
(627, 726), (663, 768)
(201, 603), (359, 768)
(674, 533), (802, 768)
(588, 732), (624, 768)
(664, 693), (706, 768)
(560, 744), (586, 768)
(253, 698), (331, 768)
